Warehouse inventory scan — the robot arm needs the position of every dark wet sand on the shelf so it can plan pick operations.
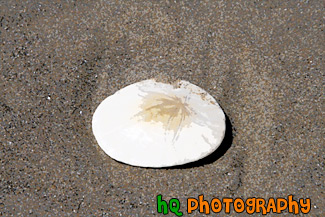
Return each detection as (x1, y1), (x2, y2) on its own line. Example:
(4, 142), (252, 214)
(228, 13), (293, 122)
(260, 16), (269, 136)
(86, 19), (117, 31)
(1, 1), (323, 216)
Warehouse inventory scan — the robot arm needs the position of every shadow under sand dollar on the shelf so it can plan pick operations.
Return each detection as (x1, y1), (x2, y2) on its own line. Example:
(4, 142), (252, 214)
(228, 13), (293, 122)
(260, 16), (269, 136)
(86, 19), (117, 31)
(168, 113), (233, 169)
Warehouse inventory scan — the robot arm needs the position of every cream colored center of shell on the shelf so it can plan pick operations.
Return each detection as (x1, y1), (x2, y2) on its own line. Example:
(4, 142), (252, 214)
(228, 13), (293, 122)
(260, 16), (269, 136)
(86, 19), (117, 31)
(136, 93), (192, 132)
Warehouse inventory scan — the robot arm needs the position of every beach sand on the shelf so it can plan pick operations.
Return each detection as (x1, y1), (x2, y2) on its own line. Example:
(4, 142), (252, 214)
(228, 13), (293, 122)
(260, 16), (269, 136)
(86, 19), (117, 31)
(1, 1), (323, 216)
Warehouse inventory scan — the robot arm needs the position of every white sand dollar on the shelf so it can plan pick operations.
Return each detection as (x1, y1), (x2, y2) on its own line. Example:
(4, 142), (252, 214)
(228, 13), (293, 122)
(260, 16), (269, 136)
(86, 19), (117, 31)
(92, 79), (226, 167)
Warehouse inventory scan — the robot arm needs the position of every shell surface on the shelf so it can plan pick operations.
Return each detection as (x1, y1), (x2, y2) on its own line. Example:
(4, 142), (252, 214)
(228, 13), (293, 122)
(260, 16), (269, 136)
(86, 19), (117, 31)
(92, 79), (226, 167)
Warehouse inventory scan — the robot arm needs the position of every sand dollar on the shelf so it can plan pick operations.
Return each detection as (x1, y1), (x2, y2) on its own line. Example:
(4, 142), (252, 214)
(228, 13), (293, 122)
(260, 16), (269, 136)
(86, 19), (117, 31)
(92, 79), (226, 167)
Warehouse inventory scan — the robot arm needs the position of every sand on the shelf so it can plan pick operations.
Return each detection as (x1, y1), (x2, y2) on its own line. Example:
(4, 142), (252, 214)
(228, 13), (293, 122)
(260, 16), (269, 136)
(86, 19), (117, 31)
(1, 1), (323, 216)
